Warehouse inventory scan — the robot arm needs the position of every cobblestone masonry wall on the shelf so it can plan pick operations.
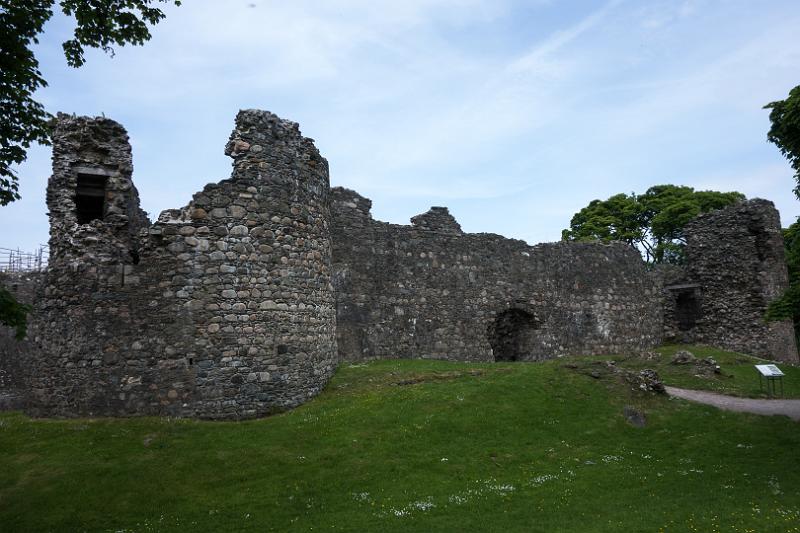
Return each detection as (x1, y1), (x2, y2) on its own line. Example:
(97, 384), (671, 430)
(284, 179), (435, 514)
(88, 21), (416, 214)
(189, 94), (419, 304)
(0, 273), (40, 410)
(662, 200), (798, 362)
(330, 188), (663, 362)
(1, 110), (796, 420)
(12, 110), (336, 419)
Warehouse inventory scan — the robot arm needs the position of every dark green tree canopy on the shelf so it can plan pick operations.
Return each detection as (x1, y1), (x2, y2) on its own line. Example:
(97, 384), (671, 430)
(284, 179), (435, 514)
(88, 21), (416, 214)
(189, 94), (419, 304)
(562, 185), (745, 264)
(0, 0), (180, 205)
(763, 85), (800, 350)
(765, 85), (800, 200)
(0, 285), (30, 340)
(0, 0), (178, 339)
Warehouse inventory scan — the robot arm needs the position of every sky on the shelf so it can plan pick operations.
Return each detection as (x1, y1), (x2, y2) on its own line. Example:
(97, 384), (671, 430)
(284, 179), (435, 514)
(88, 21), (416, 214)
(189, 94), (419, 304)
(3, 0), (800, 254)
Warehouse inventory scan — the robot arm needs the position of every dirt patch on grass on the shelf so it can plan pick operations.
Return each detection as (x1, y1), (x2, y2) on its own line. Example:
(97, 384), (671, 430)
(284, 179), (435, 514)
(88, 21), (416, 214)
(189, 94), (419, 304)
(392, 369), (487, 386)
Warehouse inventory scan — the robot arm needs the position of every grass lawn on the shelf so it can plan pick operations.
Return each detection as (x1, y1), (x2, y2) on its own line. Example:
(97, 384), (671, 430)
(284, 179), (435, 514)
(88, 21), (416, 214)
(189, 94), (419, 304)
(600, 344), (800, 398)
(1, 347), (799, 532)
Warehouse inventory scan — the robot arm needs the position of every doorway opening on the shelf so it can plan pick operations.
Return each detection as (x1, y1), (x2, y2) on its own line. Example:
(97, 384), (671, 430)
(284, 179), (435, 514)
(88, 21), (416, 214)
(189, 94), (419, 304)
(488, 309), (538, 362)
(675, 289), (702, 331)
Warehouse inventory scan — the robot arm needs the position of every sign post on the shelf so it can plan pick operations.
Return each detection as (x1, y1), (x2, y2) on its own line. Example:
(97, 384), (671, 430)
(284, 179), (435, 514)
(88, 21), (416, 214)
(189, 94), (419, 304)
(755, 364), (785, 397)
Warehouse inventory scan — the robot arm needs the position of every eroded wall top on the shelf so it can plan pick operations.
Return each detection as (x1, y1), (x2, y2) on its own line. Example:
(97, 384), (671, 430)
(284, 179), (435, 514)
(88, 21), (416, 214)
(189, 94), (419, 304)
(47, 114), (149, 267)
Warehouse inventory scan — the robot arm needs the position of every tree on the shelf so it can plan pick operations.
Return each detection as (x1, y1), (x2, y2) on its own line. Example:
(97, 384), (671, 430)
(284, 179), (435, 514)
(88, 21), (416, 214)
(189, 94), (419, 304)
(0, 0), (179, 339)
(0, 286), (30, 340)
(562, 185), (745, 264)
(764, 85), (800, 200)
(765, 221), (800, 340)
(0, 0), (181, 205)
(764, 85), (800, 344)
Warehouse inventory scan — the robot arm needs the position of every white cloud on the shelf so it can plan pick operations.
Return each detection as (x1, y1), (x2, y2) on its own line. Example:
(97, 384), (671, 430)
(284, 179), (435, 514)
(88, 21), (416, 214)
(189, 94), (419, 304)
(3, 0), (800, 252)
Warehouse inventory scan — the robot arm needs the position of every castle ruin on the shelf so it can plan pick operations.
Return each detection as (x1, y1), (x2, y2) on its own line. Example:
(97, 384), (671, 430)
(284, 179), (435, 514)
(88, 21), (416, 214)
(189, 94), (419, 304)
(0, 110), (796, 419)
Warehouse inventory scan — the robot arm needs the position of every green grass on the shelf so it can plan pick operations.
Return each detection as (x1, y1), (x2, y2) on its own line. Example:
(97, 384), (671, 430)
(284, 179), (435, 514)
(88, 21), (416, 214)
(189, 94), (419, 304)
(596, 345), (800, 398)
(1, 350), (799, 532)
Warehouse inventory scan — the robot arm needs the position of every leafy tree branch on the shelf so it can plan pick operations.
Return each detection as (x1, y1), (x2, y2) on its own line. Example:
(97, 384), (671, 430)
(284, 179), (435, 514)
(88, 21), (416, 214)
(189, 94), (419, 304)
(0, 0), (180, 205)
(562, 185), (744, 264)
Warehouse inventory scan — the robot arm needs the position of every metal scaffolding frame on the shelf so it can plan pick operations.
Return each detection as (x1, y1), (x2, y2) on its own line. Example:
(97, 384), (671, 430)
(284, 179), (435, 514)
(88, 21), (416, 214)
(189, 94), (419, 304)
(0, 246), (49, 273)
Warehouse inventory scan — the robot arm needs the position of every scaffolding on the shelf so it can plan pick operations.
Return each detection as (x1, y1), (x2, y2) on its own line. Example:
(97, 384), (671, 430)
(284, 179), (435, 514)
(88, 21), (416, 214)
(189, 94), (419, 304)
(0, 246), (49, 273)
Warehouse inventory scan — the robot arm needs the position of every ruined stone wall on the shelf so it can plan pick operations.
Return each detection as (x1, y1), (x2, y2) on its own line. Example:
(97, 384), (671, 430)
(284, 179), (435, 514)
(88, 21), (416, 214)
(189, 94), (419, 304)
(663, 199), (798, 362)
(45, 113), (149, 269)
(18, 110), (337, 419)
(4, 109), (797, 421)
(331, 188), (663, 362)
(0, 273), (41, 410)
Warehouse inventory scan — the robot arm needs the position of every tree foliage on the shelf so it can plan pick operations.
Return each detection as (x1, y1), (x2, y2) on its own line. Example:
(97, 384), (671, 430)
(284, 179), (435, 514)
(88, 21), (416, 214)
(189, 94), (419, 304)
(765, 85), (800, 200)
(764, 85), (800, 342)
(765, 221), (800, 343)
(0, 0), (180, 206)
(0, 286), (31, 340)
(562, 185), (745, 264)
(0, 0), (178, 338)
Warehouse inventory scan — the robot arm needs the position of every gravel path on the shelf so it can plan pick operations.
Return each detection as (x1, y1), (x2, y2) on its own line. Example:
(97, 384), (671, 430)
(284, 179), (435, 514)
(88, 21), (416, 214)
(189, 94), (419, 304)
(665, 386), (800, 421)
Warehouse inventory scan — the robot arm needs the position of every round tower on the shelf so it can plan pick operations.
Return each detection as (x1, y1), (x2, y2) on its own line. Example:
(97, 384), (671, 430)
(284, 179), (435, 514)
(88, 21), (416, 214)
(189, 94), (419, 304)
(147, 109), (339, 417)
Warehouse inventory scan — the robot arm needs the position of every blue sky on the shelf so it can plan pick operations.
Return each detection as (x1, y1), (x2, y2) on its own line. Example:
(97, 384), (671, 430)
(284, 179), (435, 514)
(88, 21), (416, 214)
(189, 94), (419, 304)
(3, 0), (800, 253)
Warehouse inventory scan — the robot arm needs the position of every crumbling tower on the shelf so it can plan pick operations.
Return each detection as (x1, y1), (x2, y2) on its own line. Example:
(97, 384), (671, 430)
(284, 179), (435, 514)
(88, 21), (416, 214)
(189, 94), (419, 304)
(46, 114), (149, 266)
(663, 199), (797, 362)
(25, 110), (337, 419)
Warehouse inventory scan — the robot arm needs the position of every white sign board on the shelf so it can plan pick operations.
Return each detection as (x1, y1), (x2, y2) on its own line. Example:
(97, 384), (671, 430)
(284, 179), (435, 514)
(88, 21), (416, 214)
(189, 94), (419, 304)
(755, 364), (784, 377)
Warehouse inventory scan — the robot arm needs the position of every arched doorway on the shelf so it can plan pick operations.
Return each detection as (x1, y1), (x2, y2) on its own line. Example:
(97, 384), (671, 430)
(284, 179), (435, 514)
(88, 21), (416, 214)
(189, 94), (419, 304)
(488, 309), (538, 362)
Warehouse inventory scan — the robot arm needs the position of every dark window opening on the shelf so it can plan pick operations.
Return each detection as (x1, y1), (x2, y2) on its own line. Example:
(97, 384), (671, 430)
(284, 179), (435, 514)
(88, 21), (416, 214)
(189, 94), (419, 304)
(675, 290), (702, 331)
(129, 249), (140, 265)
(188, 357), (194, 366)
(488, 309), (538, 362)
(75, 173), (108, 224)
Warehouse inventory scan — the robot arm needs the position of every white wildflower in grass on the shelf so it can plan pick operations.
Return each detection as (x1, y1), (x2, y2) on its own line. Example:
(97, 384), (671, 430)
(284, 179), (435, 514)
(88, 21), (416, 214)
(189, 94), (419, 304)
(352, 492), (371, 502)
(487, 483), (515, 494)
(601, 455), (622, 463)
(448, 494), (467, 505)
(385, 497), (436, 517)
(441, 457), (448, 462)
(530, 474), (559, 486)
(411, 499), (435, 511)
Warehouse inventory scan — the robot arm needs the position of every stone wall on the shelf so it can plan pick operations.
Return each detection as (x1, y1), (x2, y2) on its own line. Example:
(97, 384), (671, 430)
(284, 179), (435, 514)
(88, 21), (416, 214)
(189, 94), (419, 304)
(662, 199), (797, 362)
(2, 109), (796, 421)
(14, 110), (337, 419)
(0, 273), (40, 410)
(330, 187), (663, 362)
